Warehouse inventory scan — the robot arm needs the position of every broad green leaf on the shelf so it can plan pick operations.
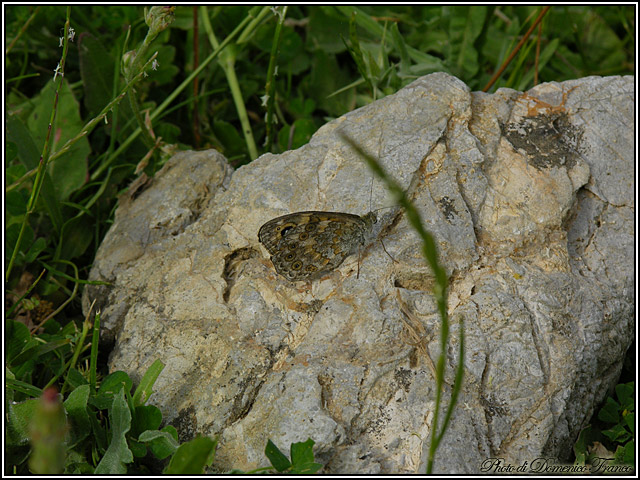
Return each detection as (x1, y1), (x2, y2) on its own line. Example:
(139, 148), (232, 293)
(278, 118), (317, 151)
(622, 440), (634, 465)
(64, 385), (91, 448)
(78, 33), (116, 118)
(290, 438), (322, 473)
(6, 188), (28, 217)
(6, 115), (63, 232)
(59, 215), (93, 261)
(598, 396), (621, 424)
(6, 320), (31, 363)
(65, 368), (89, 390)
(132, 405), (162, 437)
(94, 389), (133, 474)
(624, 412), (634, 434)
(24, 237), (48, 264)
(6, 223), (34, 267)
(91, 371), (132, 409)
(290, 438), (315, 466)
(165, 436), (217, 474)
(602, 423), (631, 443)
(615, 382), (634, 410)
(139, 427), (179, 460)
(6, 398), (39, 446)
(264, 439), (291, 472)
(27, 79), (89, 202)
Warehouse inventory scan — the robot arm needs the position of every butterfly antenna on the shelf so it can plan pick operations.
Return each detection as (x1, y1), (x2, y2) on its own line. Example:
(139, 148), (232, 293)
(380, 238), (398, 264)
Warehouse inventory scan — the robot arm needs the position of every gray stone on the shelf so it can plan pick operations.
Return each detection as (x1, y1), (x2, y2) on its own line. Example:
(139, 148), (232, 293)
(83, 73), (634, 474)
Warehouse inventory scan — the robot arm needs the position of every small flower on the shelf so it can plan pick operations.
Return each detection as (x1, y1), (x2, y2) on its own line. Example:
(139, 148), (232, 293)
(68, 26), (75, 42)
(152, 59), (159, 71)
(271, 6), (283, 21)
(53, 62), (63, 81)
(59, 37), (63, 47)
(274, 65), (279, 77)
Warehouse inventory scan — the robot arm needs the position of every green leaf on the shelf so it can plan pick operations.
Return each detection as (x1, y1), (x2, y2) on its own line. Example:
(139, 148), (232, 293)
(290, 438), (315, 466)
(24, 237), (48, 264)
(345, 13), (373, 93)
(624, 411), (634, 434)
(10, 337), (71, 369)
(165, 436), (217, 474)
(150, 45), (179, 85)
(447, 5), (486, 79)
(78, 33), (116, 118)
(132, 359), (164, 406)
(598, 396), (621, 424)
(616, 382), (634, 410)
(278, 118), (317, 151)
(6, 188), (28, 217)
(6, 115), (63, 232)
(59, 215), (94, 260)
(27, 79), (89, 202)
(391, 22), (411, 76)
(129, 437), (147, 458)
(573, 425), (592, 465)
(307, 7), (350, 54)
(212, 120), (245, 159)
(291, 460), (323, 474)
(264, 439), (291, 472)
(89, 409), (108, 453)
(307, 50), (355, 116)
(290, 438), (322, 474)
(622, 439), (634, 465)
(6, 377), (43, 398)
(602, 423), (631, 443)
(94, 389), (133, 474)
(6, 398), (39, 446)
(6, 139), (19, 162)
(517, 38), (560, 91)
(138, 427), (179, 460)
(63, 385), (91, 448)
(91, 371), (133, 409)
(64, 449), (94, 474)
(5, 223), (34, 267)
(132, 405), (162, 437)
(289, 97), (316, 117)
(6, 320), (31, 363)
(65, 367), (89, 390)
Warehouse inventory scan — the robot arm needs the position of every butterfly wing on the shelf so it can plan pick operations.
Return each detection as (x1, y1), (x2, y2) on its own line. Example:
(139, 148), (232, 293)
(258, 211), (372, 281)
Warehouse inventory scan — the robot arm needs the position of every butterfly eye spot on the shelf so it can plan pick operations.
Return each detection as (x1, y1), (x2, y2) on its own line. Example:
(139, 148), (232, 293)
(305, 265), (318, 272)
(285, 252), (296, 261)
(287, 242), (297, 250)
(291, 261), (303, 270)
(280, 225), (294, 236)
(305, 223), (316, 232)
(299, 232), (309, 240)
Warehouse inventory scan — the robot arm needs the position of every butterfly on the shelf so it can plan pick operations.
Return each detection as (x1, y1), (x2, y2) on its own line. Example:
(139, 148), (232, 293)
(258, 211), (377, 281)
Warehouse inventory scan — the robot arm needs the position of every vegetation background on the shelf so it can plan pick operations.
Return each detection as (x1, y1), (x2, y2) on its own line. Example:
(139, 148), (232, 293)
(5, 5), (635, 474)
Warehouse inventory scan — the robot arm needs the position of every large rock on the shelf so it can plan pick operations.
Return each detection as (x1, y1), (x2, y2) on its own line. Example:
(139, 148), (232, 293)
(82, 73), (634, 474)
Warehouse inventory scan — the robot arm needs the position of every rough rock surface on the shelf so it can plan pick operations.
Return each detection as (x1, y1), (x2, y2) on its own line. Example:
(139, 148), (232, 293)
(83, 73), (634, 474)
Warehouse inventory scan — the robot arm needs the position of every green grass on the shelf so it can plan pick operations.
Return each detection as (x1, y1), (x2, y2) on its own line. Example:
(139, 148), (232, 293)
(5, 5), (634, 474)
